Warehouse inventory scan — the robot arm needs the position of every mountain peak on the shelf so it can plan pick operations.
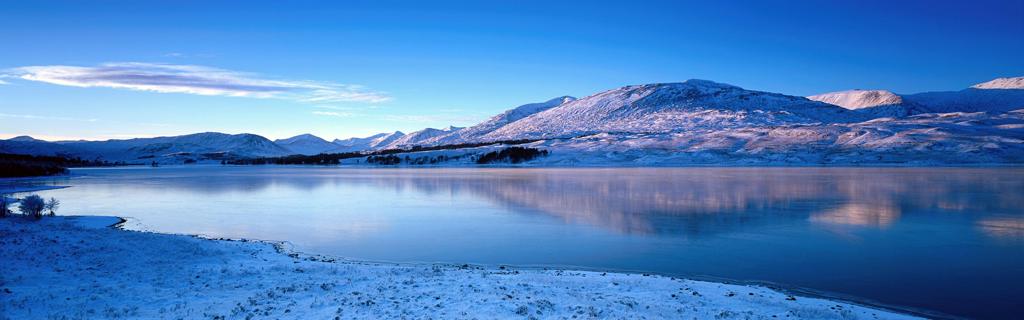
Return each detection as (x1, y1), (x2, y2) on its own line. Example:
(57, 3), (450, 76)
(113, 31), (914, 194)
(807, 90), (903, 110)
(971, 77), (1024, 89)
(275, 133), (327, 144)
(7, 135), (42, 142)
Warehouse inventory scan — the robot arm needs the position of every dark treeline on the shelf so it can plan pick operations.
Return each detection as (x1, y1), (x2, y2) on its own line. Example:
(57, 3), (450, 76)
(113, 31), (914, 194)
(225, 139), (542, 165)
(0, 153), (125, 177)
(476, 147), (548, 164)
(366, 154), (468, 165)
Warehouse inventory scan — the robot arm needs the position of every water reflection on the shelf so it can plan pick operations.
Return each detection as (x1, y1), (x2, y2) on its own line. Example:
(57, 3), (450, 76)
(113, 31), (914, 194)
(977, 216), (1024, 241)
(810, 202), (901, 228)
(335, 168), (1021, 235)
(19, 167), (1024, 237)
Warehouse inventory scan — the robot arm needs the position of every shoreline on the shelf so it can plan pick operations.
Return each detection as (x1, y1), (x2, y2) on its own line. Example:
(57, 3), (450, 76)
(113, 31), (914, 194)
(1, 215), (924, 319)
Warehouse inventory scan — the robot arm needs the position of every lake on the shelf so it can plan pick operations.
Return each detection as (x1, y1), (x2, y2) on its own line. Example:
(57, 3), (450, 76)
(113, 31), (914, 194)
(13, 166), (1024, 319)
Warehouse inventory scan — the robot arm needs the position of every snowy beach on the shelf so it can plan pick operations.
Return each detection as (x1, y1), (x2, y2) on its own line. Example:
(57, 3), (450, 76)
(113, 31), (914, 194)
(0, 215), (921, 319)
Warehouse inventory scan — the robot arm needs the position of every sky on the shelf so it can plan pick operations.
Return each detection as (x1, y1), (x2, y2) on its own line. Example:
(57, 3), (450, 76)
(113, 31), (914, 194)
(1, 0), (1022, 141)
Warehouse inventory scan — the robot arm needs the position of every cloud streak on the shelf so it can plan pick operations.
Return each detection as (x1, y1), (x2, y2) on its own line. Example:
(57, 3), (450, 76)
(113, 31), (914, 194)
(6, 62), (390, 103)
(0, 113), (99, 122)
(312, 111), (355, 118)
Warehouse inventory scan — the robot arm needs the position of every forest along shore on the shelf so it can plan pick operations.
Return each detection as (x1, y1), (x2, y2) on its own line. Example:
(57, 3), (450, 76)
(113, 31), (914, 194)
(0, 215), (921, 319)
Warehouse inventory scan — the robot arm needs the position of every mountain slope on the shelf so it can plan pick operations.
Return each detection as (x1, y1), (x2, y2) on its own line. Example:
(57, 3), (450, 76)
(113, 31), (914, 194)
(482, 80), (864, 141)
(972, 77), (1024, 89)
(432, 96), (576, 145)
(330, 131), (407, 152)
(808, 77), (1024, 118)
(807, 90), (929, 118)
(807, 90), (903, 110)
(904, 88), (1024, 114)
(3, 132), (290, 162)
(275, 134), (337, 155)
(382, 126), (464, 149)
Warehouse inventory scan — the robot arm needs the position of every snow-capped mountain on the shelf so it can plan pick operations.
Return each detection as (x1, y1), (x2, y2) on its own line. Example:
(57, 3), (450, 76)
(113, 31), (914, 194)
(1, 132), (290, 163)
(902, 87), (1024, 114)
(381, 126), (464, 149)
(481, 80), (863, 141)
(4, 76), (1022, 165)
(971, 77), (1024, 89)
(331, 133), (389, 153)
(274, 134), (338, 155)
(329, 131), (407, 153)
(807, 90), (903, 110)
(809, 77), (1024, 116)
(806, 90), (928, 118)
(0, 136), (85, 158)
(431, 96), (576, 145)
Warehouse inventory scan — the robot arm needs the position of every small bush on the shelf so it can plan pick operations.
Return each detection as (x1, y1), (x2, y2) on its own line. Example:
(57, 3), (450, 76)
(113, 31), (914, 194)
(45, 197), (60, 216)
(19, 195), (45, 220)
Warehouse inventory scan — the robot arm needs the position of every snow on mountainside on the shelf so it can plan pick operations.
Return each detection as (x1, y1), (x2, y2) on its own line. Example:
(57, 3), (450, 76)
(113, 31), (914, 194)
(368, 131), (405, 148)
(274, 134), (337, 155)
(972, 77), (1024, 89)
(529, 110), (1024, 166)
(4, 76), (1023, 165)
(808, 77), (1024, 117)
(0, 137), (85, 158)
(432, 96), (576, 145)
(807, 90), (903, 110)
(331, 133), (389, 153)
(807, 90), (928, 118)
(382, 126), (464, 149)
(2, 132), (290, 163)
(482, 80), (864, 141)
(327, 131), (406, 152)
(903, 88), (1024, 114)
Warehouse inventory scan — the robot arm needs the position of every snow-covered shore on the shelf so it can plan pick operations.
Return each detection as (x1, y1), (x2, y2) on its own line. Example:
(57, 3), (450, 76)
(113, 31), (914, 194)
(0, 216), (922, 319)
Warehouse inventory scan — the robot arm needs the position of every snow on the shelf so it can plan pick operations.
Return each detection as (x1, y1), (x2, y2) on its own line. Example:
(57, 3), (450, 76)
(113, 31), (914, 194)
(432, 96), (576, 145)
(274, 134), (338, 155)
(331, 133), (391, 153)
(498, 110), (1024, 166)
(971, 76), (1024, 89)
(0, 215), (921, 319)
(0, 132), (291, 163)
(381, 126), (465, 150)
(807, 90), (903, 110)
(480, 80), (864, 141)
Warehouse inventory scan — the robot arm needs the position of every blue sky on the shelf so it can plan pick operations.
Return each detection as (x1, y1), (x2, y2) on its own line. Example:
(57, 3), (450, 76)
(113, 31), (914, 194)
(2, 0), (1022, 141)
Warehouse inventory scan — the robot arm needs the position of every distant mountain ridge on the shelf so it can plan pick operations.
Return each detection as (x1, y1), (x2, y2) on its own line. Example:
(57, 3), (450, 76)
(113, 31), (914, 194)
(3, 76), (1022, 165)
(807, 77), (1024, 118)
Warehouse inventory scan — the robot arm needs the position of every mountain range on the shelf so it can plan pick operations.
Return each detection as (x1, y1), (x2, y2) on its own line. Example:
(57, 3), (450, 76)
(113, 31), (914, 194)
(3, 76), (1022, 165)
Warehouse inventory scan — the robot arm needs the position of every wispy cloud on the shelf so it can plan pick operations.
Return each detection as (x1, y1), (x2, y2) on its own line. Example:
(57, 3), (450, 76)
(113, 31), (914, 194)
(313, 105), (356, 111)
(0, 79), (8, 85)
(312, 111), (355, 118)
(0, 113), (98, 122)
(6, 62), (390, 103)
(163, 52), (216, 58)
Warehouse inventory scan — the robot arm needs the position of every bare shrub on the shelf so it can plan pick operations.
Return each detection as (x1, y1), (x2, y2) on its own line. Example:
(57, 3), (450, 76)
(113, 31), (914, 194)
(19, 194), (45, 220)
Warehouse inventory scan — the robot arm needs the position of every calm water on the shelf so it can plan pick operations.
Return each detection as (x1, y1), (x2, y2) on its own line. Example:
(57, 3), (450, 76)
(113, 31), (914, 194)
(13, 166), (1024, 319)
